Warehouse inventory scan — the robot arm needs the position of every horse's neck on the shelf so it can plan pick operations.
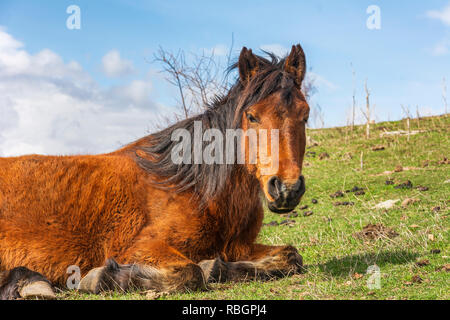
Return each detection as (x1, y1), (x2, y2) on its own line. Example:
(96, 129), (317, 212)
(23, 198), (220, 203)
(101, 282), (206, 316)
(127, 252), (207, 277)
(209, 167), (262, 225)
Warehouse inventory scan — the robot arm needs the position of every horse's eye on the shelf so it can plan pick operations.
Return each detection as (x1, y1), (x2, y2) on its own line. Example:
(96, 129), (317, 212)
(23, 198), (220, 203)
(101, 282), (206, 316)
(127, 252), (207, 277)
(247, 113), (259, 123)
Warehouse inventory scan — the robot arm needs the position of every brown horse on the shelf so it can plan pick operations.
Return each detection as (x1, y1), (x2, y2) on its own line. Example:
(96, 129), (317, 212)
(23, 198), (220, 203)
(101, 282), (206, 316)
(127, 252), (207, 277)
(0, 45), (310, 299)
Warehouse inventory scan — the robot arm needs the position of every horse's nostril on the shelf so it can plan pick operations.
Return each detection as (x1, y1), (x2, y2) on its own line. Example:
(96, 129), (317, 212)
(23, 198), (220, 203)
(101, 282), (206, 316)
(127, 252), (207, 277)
(268, 176), (282, 200)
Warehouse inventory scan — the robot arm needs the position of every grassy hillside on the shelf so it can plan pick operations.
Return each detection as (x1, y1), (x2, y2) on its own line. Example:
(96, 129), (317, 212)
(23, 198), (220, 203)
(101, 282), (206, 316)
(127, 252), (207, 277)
(62, 115), (449, 300)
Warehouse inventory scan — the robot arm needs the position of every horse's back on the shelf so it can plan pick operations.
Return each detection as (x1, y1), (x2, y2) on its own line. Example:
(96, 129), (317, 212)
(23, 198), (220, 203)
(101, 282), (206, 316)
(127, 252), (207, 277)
(0, 154), (114, 220)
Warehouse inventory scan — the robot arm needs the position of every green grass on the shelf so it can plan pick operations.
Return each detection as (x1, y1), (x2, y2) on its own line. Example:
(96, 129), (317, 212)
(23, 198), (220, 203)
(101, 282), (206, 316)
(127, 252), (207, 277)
(59, 115), (449, 300)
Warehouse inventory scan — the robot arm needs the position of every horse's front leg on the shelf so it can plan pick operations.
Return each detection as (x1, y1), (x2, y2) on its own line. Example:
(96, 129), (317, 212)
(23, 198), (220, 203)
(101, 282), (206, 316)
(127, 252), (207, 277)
(199, 244), (303, 283)
(0, 267), (56, 300)
(78, 240), (207, 294)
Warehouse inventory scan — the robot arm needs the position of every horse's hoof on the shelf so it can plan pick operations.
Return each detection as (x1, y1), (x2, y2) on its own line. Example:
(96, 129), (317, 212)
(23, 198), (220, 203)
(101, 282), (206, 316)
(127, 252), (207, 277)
(77, 267), (105, 294)
(19, 281), (56, 300)
(199, 257), (229, 283)
(283, 246), (304, 273)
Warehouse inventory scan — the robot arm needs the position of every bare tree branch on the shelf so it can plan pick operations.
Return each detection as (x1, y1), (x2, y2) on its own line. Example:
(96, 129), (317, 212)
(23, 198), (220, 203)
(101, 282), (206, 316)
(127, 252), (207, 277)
(302, 74), (319, 128)
(153, 35), (235, 119)
(360, 79), (371, 139)
(153, 48), (190, 118)
(401, 104), (411, 141)
(443, 77), (448, 116)
(350, 63), (356, 132)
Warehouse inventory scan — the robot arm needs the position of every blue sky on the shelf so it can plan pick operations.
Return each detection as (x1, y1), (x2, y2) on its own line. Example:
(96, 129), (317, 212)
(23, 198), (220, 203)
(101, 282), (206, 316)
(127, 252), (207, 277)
(0, 0), (449, 155)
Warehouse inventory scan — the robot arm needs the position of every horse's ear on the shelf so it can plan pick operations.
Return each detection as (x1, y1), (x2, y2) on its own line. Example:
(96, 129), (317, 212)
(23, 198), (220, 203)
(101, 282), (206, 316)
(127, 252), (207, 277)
(238, 47), (259, 84)
(284, 44), (306, 87)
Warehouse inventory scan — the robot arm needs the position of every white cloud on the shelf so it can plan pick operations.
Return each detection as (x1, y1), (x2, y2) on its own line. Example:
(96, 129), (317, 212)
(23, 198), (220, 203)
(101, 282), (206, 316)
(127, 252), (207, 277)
(426, 4), (450, 56)
(306, 72), (338, 91)
(108, 80), (153, 107)
(0, 28), (166, 157)
(431, 38), (450, 56)
(203, 44), (229, 57)
(427, 3), (450, 26)
(101, 49), (135, 77)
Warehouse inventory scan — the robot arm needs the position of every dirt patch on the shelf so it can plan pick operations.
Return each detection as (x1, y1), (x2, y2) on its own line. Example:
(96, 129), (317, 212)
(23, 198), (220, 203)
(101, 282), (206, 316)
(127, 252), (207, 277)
(353, 224), (399, 240)
(333, 201), (354, 207)
(342, 152), (353, 160)
(288, 212), (299, 218)
(405, 275), (423, 285)
(264, 221), (279, 227)
(371, 167), (422, 177)
(372, 145), (385, 151)
(330, 191), (344, 198)
(345, 186), (365, 196)
(395, 180), (413, 189)
(144, 290), (169, 300)
(311, 199), (318, 204)
(437, 157), (449, 165)
(319, 152), (330, 160)
(416, 186), (429, 192)
(416, 259), (430, 267)
(306, 137), (319, 148)
(402, 198), (420, 208)
(280, 219), (296, 227)
(303, 211), (314, 217)
(353, 273), (364, 279)
(346, 186), (364, 193)
(436, 264), (450, 272)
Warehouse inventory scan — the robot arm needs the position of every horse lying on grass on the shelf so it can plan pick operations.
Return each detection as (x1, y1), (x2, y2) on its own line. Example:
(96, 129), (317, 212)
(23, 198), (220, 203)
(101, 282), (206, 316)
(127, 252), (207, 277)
(0, 44), (310, 299)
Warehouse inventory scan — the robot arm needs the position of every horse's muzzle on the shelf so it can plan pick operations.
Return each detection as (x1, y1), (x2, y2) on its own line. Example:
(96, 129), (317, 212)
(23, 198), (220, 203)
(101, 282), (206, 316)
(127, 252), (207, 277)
(267, 175), (305, 214)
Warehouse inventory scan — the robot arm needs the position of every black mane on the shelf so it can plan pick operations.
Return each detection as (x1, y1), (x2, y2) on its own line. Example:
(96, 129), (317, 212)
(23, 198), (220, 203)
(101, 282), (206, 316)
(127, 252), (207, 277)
(134, 51), (298, 204)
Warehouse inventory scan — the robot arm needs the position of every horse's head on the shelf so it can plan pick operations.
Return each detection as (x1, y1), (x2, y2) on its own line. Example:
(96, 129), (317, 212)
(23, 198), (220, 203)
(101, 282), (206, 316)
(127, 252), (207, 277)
(238, 45), (309, 214)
